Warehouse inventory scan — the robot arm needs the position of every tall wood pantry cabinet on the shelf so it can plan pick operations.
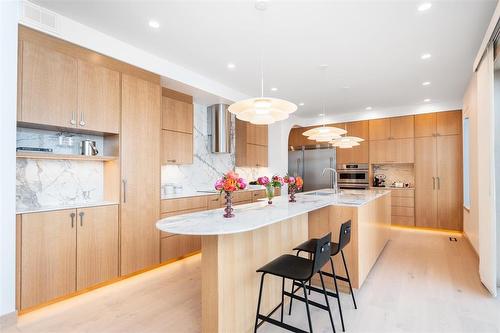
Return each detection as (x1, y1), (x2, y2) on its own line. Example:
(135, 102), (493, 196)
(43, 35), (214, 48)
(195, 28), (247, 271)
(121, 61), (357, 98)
(414, 110), (463, 230)
(120, 74), (161, 275)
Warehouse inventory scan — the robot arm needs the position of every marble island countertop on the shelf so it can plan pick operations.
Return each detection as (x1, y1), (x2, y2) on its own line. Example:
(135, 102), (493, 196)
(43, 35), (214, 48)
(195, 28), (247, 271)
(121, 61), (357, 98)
(160, 185), (265, 200)
(156, 189), (390, 236)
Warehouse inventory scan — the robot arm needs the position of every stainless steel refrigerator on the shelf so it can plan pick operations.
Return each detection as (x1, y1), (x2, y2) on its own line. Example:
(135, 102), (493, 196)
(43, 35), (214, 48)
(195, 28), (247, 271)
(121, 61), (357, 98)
(288, 148), (336, 192)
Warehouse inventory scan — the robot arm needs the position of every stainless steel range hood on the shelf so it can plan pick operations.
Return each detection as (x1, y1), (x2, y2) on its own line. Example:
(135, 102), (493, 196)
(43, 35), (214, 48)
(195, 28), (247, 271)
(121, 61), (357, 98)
(207, 104), (233, 153)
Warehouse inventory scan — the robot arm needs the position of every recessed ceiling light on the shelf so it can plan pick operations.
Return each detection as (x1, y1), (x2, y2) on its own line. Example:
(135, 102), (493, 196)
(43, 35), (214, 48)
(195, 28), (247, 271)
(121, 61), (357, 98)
(227, 63), (236, 70)
(365, 106), (373, 111)
(299, 102), (305, 106)
(318, 113), (325, 117)
(422, 81), (431, 86)
(418, 2), (432, 11)
(424, 98), (431, 102)
(271, 87), (278, 92)
(342, 86), (350, 89)
(421, 53), (432, 60)
(148, 20), (160, 29)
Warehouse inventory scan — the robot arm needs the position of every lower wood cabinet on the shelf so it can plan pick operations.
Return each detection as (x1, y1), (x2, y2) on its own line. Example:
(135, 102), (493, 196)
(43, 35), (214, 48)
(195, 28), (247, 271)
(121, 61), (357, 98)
(160, 235), (201, 262)
(390, 189), (415, 227)
(19, 205), (119, 310)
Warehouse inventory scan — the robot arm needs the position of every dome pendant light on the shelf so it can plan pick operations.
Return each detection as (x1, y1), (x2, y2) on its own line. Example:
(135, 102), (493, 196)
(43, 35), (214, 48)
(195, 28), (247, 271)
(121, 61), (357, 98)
(329, 123), (364, 148)
(228, 2), (297, 125)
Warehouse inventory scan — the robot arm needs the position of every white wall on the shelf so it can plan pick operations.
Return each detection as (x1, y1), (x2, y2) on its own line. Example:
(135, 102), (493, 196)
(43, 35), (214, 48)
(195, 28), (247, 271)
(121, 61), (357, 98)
(495, 71), (500, 285)
(0, 0), (19, 317)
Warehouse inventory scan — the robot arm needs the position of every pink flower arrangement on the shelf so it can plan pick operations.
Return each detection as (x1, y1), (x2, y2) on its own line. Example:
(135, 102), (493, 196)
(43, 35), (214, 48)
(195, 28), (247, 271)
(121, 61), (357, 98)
(284, 175), (303, 191)
(215, 171), (247, 193)
(258, 175), (283, 204)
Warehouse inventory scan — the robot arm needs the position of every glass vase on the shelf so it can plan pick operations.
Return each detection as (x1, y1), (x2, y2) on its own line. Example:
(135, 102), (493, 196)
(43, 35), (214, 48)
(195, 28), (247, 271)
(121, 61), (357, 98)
(223, 191), (235, 218)
(266, 186), (274, 204)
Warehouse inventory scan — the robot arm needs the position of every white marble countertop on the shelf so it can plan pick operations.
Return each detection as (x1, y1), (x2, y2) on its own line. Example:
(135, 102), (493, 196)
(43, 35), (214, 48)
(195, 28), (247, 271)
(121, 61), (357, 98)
(156, 189), (390, 236)
(16, 201), (119, 214)
(161, 185), (265, 200)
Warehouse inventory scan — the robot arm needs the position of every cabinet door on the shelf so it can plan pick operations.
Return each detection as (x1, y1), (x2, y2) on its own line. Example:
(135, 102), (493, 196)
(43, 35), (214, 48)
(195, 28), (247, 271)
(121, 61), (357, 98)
(249, 143), (268, 167)
(161, 130), (193, 164)
(160, 235), (201, 262)
(77, 60), (120, 133)
(76, 205), (119, 291)
(437, 110), (462, 136)
(252, 189), (267, 202)
(437, 135), (463, 230)
(393, 138), (415, 163)
(390, 116), (414, 139)
(20, 41), (77, 128)
(369, 140), (391, 164)
(207, 195), (223, 209)
(21, 209), (76, 309)
(415, 113), (436, 137)
(368, 118), (391, 140)
(247, 124), (268, 146)
(337, 121), (369, 163)
(121, 74), (161, 275)
(161, 97), (193, 134)
(415, 137), (438, 228)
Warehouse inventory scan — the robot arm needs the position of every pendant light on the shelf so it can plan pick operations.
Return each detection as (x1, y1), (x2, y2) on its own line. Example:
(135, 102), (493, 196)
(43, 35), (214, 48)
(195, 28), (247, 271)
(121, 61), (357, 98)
(329, 123), (364, 148)
(228, 1), (297, 125)
(302, 66), (346, 142)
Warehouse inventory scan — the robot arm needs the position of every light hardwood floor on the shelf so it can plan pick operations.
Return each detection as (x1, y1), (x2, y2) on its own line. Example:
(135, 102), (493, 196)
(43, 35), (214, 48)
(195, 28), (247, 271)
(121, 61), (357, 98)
(3, 228), (499, 333)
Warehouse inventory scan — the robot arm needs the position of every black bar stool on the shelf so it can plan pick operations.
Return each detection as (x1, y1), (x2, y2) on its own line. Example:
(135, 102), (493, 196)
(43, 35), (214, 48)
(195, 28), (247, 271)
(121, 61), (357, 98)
(289, 220), (357, 332)
(254, 233), (336, 333)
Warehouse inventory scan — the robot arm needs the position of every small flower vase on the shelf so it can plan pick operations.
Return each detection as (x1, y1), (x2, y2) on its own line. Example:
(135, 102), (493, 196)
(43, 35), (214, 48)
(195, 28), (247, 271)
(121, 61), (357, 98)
(223, 191), (235, 218)
(265, 185), (274, 205)
(289, 187), (296, 203)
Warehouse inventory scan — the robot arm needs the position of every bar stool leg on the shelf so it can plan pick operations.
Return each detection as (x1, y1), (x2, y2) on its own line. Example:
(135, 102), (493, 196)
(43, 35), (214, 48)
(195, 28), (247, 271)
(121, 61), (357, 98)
(280, 277), (285, 323)
(301, 281), (314, 333)
(319, 271), (336, 333)
(288, 279), (295, 315)
(330, 257), (345, 331)
(308, 253), (312, 295)
(341, 250), (357, 309)
(254, 273), (266, 333)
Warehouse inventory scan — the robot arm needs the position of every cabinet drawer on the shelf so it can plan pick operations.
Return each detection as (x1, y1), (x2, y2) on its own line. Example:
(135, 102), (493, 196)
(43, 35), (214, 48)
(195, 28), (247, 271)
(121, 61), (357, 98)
(161, 196), (207, 214)
(392, 206), (414, 217)
(391, 197), (414, 207)
(392, 215), (415, 227)
(160, 235), (201, 262)
(207, 194), (223, 209)
(160, 207), (207, 238)
(252, 189), (266, 202)
(232, 191), (252, 203)
(391, 189), (415, 198)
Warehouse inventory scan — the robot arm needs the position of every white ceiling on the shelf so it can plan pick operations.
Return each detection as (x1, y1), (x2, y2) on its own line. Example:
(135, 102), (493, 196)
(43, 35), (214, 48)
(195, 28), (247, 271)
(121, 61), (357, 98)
(34, 0), (496, 119)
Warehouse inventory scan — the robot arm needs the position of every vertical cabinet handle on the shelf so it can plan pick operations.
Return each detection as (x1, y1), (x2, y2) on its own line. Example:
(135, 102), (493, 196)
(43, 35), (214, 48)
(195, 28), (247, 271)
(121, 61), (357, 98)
(122, 179), (127, 203)
(70, 212), (76, 228)
(437, 177), (440, 190)
(79, 112), (86, 126)
(79, 211), (84, 227)
(70, 112), (76, 125)
(432, 177), (435, 190)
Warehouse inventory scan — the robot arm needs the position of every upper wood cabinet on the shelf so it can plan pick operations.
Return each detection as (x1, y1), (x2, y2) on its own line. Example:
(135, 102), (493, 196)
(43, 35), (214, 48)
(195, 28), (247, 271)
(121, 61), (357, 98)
(415, 111), (462, 137)
(120, 74), (161, 276)
(369, 138), (414, 164)
(236, 119), (268, 167)
(336, 121), (369, 163)
(161, 96), (194, 134)
(77, 60), (120, 134)
(369, 116), (414, 140)
(19, 41), (78, 128)
(162, 130), (193, 165)
(288, 127), (318, 148)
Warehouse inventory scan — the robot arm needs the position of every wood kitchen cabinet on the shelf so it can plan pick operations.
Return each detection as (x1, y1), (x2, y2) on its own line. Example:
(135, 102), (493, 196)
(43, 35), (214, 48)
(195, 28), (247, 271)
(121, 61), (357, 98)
(369, 116), (414, 140)
(77, 60), (121, 134)
(76, 205), (119, 291)
(415, 135), (462, 230)
(391, 189), (415, 227)
(288, 126), (318, 148)
(369, 138), (414, 164)
(121, 74), (161, 276)
(335, 121), (369, 163)
(19, 41), (78, 128)
(161, 96), (193, 134)
(20, 209), (77, 309)
(161, 130), (193, 165)
(415, 110), (462, 137)
(19, 205), (119, 309)
(236, 119), (268, 167)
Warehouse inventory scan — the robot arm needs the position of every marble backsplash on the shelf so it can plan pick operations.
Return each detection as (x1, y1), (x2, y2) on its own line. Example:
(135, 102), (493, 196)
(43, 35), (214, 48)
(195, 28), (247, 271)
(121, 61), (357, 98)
(372, 163), (415, 187)
(161, 103), (269, 194)
(16, 127), (105, 211)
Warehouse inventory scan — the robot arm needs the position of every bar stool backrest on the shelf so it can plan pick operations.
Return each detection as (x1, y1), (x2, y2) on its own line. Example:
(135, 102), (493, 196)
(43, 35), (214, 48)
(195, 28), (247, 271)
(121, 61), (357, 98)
(338, 220), (352, 251)
(311, 232), (332, 277)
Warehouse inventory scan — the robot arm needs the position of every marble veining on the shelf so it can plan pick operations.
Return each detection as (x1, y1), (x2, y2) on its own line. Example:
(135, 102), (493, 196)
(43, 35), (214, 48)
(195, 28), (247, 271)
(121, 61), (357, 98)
(16, 158), (104, 211)
(17, 127), (104, 155)
(156, 189), (390, 235)
(161, 104), (270, 194)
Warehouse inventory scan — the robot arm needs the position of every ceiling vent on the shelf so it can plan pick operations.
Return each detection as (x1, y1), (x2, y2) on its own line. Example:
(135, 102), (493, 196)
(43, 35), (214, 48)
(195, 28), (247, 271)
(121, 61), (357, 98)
(20, 1), (60, 34)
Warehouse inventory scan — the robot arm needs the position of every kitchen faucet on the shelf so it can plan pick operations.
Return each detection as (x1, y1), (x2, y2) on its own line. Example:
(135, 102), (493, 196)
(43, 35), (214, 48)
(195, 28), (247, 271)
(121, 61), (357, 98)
(322, 167), (339, 193)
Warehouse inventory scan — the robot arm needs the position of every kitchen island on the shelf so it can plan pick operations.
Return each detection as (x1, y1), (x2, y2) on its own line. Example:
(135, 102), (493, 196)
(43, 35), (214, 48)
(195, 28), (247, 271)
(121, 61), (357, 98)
(156, 189), (391, 333)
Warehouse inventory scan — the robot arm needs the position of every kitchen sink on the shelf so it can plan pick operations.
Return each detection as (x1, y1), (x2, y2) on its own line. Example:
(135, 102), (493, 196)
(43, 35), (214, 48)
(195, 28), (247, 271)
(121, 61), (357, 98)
(304, 191), (336, 196)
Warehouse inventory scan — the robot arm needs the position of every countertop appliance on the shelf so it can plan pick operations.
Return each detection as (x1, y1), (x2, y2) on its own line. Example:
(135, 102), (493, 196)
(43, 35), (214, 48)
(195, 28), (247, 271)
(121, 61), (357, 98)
(373, 174), (386, 187)
(288, 147), (336, 192)
(336, 163), (369, 190)
(81, 140), (98, 156)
